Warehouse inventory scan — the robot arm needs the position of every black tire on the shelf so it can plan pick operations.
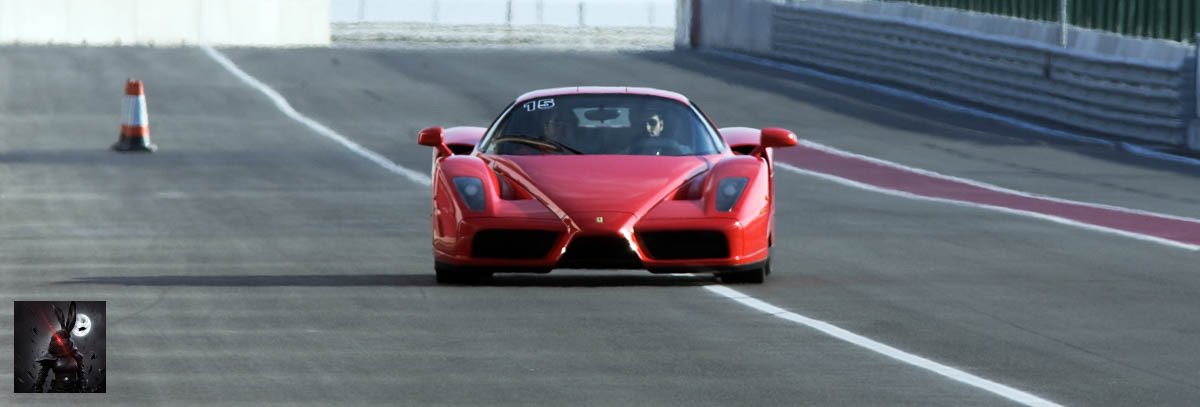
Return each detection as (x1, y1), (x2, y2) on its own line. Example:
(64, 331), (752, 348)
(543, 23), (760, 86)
(435, 265), (492, 285)
(720, 259), (769, 284)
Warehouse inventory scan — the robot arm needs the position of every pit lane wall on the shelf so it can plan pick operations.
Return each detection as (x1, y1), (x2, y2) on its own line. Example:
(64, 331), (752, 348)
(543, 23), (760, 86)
(678, 0), (1200, 151)
(0, 0), (330, 46)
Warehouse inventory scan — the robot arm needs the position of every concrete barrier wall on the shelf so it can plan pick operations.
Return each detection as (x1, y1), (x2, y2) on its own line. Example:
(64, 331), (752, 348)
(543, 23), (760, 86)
(0, 0), (330, 46)
(684, 0), (1200, 150)
(674, 0), (690, 47)
(330, 0), (674, 28)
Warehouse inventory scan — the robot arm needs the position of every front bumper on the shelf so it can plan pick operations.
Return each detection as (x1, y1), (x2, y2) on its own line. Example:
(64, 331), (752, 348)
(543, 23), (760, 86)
(433, 215), (770, 273)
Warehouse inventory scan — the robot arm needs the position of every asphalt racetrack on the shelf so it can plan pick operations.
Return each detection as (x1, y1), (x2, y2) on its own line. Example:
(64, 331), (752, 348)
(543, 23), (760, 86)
(3, 46), (1200, 405)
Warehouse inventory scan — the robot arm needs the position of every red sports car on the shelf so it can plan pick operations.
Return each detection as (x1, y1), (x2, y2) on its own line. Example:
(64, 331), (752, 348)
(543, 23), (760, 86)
(418, 87), (796, 284)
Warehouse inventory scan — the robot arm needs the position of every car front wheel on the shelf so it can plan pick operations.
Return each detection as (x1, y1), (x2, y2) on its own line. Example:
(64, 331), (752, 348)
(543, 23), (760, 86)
(719, 259), (769, 284)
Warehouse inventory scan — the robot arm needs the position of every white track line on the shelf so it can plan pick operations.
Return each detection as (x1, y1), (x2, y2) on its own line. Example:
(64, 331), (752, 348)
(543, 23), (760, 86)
(705, 285), (1062, 407)
(200, 46), (432, 186)
(204, 44), (1062, 405)
(776, 161), (1200, 251)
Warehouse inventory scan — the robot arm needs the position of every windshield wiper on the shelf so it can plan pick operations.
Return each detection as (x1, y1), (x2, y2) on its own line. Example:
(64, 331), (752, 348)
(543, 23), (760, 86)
(538, 137), (583, 155)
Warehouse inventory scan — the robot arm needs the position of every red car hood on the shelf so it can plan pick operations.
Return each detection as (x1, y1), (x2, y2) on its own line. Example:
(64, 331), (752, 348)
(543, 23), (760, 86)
(488, 155), (712, 217)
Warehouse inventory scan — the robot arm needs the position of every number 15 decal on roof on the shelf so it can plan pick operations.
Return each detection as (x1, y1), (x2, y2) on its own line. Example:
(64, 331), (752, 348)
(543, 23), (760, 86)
(522, 98), (555, 111)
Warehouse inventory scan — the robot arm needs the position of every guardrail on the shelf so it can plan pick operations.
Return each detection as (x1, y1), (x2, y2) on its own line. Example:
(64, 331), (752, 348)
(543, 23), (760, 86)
(682, 0), (1200, 151)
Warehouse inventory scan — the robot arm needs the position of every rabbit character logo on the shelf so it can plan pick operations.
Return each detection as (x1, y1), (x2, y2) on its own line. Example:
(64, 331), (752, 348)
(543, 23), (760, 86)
(33, 301), (87, 393)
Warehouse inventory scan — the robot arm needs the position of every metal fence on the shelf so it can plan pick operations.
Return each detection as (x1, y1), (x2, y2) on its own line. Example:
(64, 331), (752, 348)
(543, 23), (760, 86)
(879, 0), (1199, 43)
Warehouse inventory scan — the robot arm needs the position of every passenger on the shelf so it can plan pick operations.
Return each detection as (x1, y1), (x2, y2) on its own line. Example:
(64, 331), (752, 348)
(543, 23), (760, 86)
(542, 108), (576, 144)
(497, 108), (578, 155)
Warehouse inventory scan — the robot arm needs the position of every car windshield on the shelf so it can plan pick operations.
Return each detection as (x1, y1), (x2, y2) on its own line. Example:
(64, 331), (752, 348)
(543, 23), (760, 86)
(482, 94), (722, 156)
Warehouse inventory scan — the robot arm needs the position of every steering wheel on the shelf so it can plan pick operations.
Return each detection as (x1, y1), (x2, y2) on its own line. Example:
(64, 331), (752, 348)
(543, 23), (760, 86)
(632, 137), (689, 156)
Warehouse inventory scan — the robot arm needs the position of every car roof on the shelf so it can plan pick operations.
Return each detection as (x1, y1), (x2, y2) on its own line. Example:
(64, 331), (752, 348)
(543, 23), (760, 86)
(515, 87), (690, 104)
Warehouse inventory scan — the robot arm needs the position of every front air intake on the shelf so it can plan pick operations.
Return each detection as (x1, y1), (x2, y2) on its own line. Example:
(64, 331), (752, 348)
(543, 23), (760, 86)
(638, 231), (729, 260)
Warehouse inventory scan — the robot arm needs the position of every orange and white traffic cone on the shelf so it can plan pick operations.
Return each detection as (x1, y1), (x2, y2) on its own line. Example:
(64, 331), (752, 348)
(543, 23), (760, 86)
(112, 79), (157, 152)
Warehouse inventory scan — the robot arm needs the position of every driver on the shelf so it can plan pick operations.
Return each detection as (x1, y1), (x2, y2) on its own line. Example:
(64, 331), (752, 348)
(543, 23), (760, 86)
(642, 111), (665, 139)
(627, 109), (689, 155)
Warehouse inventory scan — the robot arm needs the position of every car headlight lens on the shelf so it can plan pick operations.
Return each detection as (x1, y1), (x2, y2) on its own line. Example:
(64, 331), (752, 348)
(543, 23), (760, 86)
(715, 177), (748, 212)
(453, 177), (486, 211)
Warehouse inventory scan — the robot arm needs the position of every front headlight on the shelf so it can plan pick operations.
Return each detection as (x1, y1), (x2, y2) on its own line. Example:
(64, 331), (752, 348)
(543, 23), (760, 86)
(715, 177), (749, 212)
(453, 177), (486, 211)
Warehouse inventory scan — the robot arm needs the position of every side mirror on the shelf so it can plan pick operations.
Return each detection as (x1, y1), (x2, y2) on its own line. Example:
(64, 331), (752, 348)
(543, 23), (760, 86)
(752, 128), (797, 157)
(418, 126), (452, 157)
(760, 128), (798, 149)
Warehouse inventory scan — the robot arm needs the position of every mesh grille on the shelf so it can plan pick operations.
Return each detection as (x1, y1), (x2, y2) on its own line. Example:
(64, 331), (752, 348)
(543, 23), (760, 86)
(472, 230), (558, 259)
(559, 236), (642, 268)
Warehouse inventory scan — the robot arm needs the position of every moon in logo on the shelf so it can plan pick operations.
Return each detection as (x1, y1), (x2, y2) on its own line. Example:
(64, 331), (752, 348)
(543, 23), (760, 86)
(73, 314), (92, 337)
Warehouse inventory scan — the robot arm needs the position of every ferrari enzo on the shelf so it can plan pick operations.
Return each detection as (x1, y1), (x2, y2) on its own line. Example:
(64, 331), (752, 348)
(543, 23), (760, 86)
(417, 87), (797, 284)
